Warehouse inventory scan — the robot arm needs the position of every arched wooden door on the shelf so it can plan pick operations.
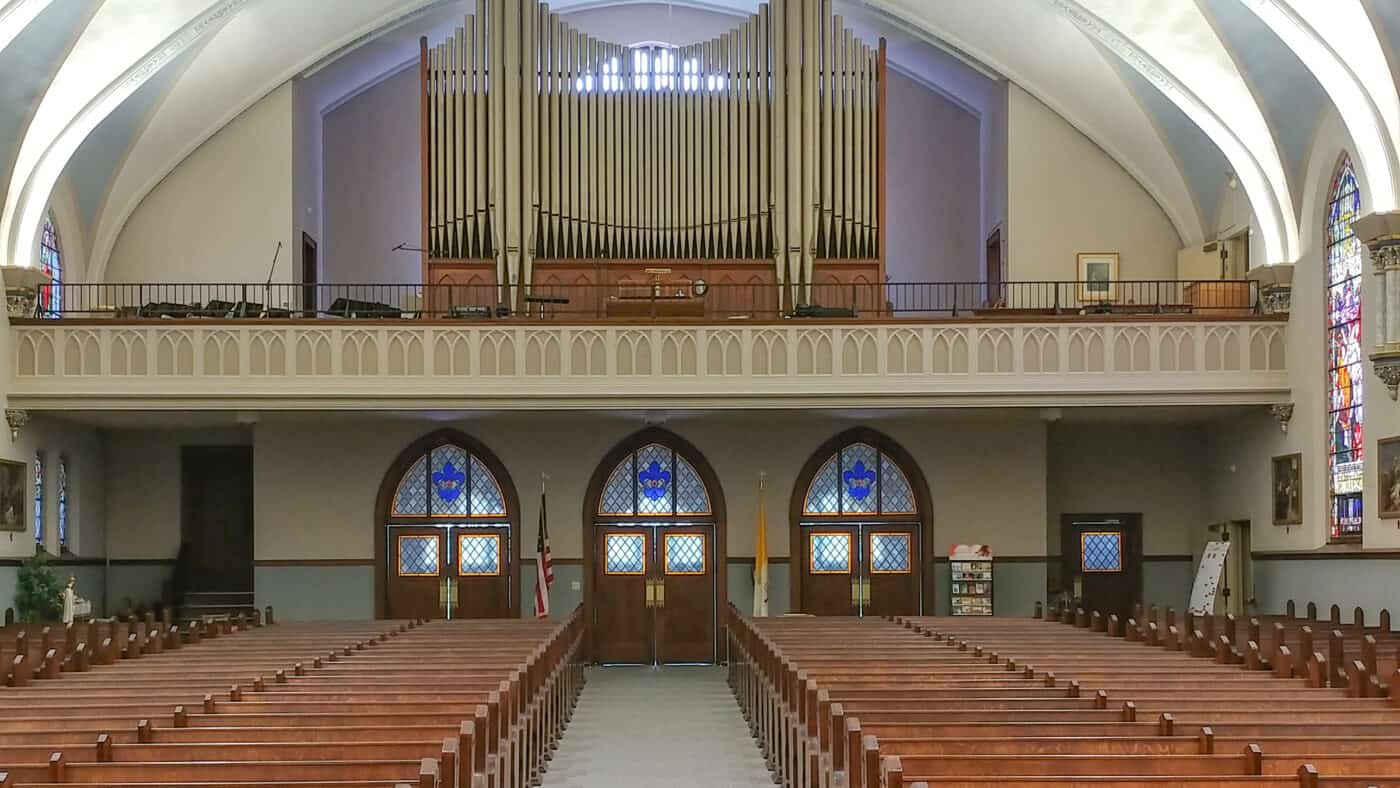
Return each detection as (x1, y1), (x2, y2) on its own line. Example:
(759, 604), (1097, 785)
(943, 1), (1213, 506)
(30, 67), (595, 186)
(584, 429), (726, 665)
(790, 429), (932, 617)
(374, 430), (520, 619)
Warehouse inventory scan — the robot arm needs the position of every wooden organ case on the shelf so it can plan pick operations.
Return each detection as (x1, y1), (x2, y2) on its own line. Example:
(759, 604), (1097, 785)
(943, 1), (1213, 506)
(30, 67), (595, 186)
(420, 0), (886, 317)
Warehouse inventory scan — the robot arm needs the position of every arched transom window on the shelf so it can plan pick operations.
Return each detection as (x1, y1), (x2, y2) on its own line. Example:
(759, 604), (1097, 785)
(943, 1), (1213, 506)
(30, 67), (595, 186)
(803, 442), (916, 517)
(390, 444), (507, 519)
(1326, 156), (1363, 540)
(598, 443), (712, 517)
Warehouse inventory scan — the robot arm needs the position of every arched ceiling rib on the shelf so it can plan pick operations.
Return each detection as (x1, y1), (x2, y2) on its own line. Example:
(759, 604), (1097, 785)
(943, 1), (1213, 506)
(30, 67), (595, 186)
(6, 0), (1400, 276)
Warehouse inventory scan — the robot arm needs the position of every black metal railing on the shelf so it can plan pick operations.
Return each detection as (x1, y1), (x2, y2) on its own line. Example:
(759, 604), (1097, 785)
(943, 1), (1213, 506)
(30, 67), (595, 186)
(24, 280), (1261, 321)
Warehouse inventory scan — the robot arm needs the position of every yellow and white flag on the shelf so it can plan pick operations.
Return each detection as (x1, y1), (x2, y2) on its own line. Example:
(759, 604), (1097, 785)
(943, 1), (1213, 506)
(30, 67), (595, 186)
(753, 473), (770, 617)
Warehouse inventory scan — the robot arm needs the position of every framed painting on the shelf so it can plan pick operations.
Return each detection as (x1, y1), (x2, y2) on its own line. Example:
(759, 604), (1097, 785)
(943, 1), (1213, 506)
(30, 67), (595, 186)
(1379, 437), (1400, 519)
(1077, 252), (1120, 303)
(1271, 453), (1302, 526)
(0, 459), (25, 532)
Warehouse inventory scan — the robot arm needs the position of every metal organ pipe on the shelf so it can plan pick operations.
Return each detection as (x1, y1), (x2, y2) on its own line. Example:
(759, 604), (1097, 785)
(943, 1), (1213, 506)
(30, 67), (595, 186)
(420, 0), (884, 308)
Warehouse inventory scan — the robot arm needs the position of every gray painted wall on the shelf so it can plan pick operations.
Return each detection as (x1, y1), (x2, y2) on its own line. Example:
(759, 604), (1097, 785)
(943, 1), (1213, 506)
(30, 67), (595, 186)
(1254, 557), (1400, 618)
(256, 565), (375, 621)
(1144, 558), (1194, 612)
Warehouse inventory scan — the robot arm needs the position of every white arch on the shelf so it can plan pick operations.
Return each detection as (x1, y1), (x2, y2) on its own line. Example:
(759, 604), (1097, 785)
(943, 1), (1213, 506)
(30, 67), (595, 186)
(1242, 0), (1399, 213)
(0, 0), (52, 55)
(1054, 0), (1300, 265)
(0, 0), (245, 272)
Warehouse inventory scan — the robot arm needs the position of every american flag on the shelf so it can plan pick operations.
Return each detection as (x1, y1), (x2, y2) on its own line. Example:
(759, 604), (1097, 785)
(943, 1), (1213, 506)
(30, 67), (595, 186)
(533, 487), (553, 618)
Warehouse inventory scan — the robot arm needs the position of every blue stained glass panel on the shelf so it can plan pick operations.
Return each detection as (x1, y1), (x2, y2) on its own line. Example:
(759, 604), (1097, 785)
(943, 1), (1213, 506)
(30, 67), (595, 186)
(665, 534), (705, 574)
(635, 444), (673, 515)
(398, 535), (439, 575)
(879, 454), (916, 514)
(869, 533), (910, 573)
(809, 533), (851, 573)
(803, 456), (840, 514)
(33, 453), (42, 545)
(840, 444), (878, 514)
(468, 455), (506, 516)
(674, 455), (711, 514)
(600, 460), (635, 515)
(605, 533), (646, 574)
(431, 445), (471, 517)
(1081, 532), (1121, 572)
(458, 534), (501, 575)
(57, 458), (67, 548)
(392, 456), (429, 516)
(38, 216), (61, 316)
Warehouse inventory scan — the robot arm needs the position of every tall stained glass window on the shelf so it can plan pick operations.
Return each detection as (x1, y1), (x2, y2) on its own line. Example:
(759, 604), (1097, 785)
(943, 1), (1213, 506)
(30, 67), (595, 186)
(1326, 157), (1363, 540)
(57, 456), (68, 549)
(33, 452), (43, 546)
(38, 215), (62, 316)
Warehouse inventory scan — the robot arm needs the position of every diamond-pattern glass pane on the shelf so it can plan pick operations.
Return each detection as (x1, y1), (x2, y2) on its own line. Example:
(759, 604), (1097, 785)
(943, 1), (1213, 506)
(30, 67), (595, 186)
(635, 444), (674, 515)
(468, 455), (507, 516)
(605, 533), (646, 574)
(869, 533), (911, 573)
(398, 535), (439, 576)
(674, 455), (711, 515)
(879, 454), (916, 514)
(430, 445), (471, 517)
(840, 444), (879, 514)
(57, 457), (67, 547)
(600, 460), (635, 515)
(392, 456), (429, 516)
(665, 534), (705, 574)
(804, 456), (840, 514)
(809, 533), (851, 573)
(1081, 532), (1122, 573)
(458, 534), (501, 575)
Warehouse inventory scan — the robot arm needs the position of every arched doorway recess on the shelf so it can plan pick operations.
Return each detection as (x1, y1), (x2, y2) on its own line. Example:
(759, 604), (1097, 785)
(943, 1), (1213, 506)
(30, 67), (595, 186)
(582, 427), (727, 664)
(373, 429), (521, 619)
(789, 428), (933, 616)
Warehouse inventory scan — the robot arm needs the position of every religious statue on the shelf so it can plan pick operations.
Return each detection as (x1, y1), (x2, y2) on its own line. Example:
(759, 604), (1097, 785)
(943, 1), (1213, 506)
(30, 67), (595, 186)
(60, 576), (90, 624)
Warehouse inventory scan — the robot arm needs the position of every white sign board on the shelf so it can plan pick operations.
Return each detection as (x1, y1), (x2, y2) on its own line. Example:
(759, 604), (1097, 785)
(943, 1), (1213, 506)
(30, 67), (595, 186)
(1188, 541), (1231, 615)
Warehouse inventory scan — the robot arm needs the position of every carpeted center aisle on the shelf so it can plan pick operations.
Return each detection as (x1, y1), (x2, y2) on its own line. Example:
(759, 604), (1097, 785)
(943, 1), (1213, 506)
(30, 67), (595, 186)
(540, 666), (777, 788)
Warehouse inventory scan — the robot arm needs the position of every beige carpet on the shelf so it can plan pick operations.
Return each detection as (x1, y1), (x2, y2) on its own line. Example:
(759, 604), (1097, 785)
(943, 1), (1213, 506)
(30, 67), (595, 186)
(541, 666), (777, 787)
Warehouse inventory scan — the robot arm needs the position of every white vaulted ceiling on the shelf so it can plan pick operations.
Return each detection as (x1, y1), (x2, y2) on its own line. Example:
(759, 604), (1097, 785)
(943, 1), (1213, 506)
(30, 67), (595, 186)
(3, 0), (1400, 275)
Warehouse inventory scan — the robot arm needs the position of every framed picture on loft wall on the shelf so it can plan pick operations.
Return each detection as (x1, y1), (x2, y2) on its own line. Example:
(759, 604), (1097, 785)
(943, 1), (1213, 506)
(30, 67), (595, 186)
(0, 458), (25, 532)
(1378, 437), (1400, 519)
(1271, 453), (1303, 526)
(1077, 252), (1120, 303)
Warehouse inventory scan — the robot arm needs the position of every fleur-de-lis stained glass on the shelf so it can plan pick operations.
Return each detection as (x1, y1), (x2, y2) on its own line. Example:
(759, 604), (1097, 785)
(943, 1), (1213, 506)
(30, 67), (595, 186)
(595, 443), (712, 518)
(387, 443), (510, 521)
(803, 442), (918, 517)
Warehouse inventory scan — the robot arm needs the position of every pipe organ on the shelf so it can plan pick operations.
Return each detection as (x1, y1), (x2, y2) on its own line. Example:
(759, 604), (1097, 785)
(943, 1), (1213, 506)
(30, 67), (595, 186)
(421, 0), (885, 310)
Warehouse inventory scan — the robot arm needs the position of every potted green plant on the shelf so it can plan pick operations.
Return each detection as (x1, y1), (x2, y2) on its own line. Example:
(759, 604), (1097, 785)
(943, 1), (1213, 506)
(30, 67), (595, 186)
(15, 552), (62, 623)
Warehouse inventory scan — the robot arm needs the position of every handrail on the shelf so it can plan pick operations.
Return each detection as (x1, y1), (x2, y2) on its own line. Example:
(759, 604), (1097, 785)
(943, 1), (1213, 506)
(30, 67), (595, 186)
(24, 279), (1261, 321)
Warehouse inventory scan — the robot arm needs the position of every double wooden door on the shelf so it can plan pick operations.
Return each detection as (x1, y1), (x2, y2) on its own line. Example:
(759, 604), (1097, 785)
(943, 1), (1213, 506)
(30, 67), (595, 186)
(387, 525), (512, 619)
(593, 525), (715, 664)
(800, 524), (920, 617)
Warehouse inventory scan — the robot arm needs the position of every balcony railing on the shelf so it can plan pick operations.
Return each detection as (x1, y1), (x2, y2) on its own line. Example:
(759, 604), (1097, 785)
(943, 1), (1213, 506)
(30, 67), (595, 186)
(24, 280), (1261, 322)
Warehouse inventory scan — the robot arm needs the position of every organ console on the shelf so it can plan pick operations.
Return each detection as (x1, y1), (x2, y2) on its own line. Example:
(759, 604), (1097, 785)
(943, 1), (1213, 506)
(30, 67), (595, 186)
(420, 0), (885, 315)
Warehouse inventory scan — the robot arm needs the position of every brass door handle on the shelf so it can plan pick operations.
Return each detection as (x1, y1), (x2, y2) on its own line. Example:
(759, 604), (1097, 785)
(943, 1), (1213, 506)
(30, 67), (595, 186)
(850, 577), (871, 606)
(655, 579), (665, 608)
(645, 578), (656, 608)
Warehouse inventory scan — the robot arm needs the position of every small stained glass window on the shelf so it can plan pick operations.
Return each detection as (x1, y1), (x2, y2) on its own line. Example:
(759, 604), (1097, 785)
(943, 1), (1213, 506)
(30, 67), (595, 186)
(57, 456), (67, 549)
(840, 443), (879, 514)
(674, 455), (710, 514)
(665, 534), (705, 574)
(809, 532), (852, 574)
(458, 534), (501, 576)
(804, 456), (840, 514)
(430, 445), (471, 517)
(869, 532), (911, 573)
(605, 533), (646, 574)
(468, 456), (506, 517)
(636, 443), (674, 515)
(1081, 532), (1122, 573)
(39, 215), (61, 316)
(392, 456), (429, 516)
(398, 535), (440, 576)
(33, 452), (43, 546)
(388, 444), (510, 520)
(600, 460), (635, 515)
(879, 455), (915, 514)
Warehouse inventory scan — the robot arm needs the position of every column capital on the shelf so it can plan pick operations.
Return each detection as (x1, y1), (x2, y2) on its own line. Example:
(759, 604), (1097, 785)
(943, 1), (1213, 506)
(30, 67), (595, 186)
(1352, 212), (1400, 270)
(1268, 403), (1294, 433)
(1371, 349), (1400, 401)
(5, 409), (28, 441)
